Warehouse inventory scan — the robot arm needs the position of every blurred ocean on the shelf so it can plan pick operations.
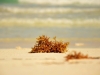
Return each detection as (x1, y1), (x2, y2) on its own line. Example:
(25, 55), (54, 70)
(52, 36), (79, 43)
(0, 0), (100, 48)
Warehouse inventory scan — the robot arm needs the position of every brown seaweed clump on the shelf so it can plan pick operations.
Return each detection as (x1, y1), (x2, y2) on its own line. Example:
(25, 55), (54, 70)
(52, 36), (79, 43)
(65, 51), (100, 61)
(65, 51), (88, 61)
(29, 35), (69, 53)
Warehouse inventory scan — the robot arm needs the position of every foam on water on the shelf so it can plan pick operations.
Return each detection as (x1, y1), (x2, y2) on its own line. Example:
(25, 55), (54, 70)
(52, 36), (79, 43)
(18, 0), (100, 5)
(0, 2), (100, 48)
(0, 18), (100, 28)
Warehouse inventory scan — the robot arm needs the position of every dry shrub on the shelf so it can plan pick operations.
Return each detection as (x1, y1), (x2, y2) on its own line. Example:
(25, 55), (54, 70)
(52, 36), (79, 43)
(29, 35), (69, 53)
(65, 51), (88, 61)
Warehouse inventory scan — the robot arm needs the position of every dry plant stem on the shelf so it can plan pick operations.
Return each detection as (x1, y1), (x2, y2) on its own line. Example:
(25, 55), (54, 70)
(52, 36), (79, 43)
(88, 57), (100, 59)
(29, 35), (69, 53)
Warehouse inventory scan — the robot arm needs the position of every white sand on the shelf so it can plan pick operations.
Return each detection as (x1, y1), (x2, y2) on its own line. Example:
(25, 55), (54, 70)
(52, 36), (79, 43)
(0, 48), (100, 75)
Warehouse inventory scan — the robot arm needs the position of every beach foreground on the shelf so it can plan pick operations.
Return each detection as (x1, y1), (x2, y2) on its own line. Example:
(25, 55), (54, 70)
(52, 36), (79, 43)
(0, 48), (100, 75)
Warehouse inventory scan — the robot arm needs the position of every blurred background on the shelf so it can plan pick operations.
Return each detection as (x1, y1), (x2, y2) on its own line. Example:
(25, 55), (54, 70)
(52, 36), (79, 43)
(0, 0), (100, 48)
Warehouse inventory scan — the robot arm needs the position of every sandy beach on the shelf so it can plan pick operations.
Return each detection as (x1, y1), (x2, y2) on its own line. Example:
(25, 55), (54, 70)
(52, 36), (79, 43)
(0, 48), (100, 75)
(0, 0), (100, 75)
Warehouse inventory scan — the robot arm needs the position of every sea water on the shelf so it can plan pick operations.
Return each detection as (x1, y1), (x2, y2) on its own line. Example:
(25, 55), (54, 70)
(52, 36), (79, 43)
(0, 0), (100, 48)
